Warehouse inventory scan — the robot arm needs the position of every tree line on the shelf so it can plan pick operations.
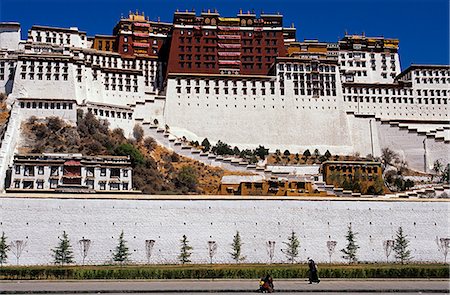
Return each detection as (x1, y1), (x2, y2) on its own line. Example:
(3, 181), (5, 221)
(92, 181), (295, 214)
(1, 225), (448, 266)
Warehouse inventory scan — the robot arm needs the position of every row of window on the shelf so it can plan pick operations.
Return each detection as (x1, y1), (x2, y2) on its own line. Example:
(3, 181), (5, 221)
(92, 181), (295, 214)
(176, 85), (338, 97)
(344, 87), (448, 96)
(19, 101), (73, 110)
(12, 179), (129, 190)
(85, 54), (156, 71)
(415, 70), (449, 77)
(176, 86), (276, 95)
(176, 101), (338, 110)
(179, 29), (278, 38)
(340, 52), (396, 60)
(177, 79), (275, 87)
(15, 165), (129, 177)
(415, 77), (449, 84)
(20, 72), (69, 81)
(278, 63), (337, 73)
(344, 95), (448, 105)
(89, 107), (133, 120)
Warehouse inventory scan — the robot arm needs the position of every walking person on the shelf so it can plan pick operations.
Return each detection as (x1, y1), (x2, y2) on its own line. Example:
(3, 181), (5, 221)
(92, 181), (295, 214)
(307, 257), (320, 284)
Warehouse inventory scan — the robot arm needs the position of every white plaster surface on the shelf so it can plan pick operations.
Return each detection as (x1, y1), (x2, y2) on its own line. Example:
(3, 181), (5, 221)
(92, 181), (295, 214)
(0, 197), (449, 265)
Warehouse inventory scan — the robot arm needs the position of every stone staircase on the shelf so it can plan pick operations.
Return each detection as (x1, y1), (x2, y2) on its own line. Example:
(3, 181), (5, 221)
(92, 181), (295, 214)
(386, 120), (450, 144)
(0, 103), (20, 191)
(139, 121), (265, 174)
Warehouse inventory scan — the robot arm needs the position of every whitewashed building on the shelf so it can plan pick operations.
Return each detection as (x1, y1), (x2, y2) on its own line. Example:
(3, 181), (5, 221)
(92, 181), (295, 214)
(8, 153), (133, 192)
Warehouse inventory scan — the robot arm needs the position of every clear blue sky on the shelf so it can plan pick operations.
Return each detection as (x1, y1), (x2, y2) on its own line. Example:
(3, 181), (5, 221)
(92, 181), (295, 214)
(1, 0), (448, 69)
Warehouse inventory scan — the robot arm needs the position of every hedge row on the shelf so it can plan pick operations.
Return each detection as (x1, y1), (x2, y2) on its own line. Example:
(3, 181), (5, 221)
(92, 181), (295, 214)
(1, 264), (448, 280)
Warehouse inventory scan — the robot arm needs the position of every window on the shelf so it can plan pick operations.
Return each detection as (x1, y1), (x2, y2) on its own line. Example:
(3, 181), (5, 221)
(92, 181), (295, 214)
(86, 167), (94, 177)
(86, 179), (94, 189)
(37, 181), (44, 189)
(24, 166), (35, 176)
(15, 165), (20, 174)
(122, 182), (129, 190)
(110, 183), (120, 190)
(110, 168), (120, 178)
(123, 169), (128, 177)
(49, 179), (58, 189)
(14, 180), (20, 188)
(99, 182), (106, 190)
(50, 166), (59, 176)
(100, 168), (106, 176)
(38, 166), (44, 175)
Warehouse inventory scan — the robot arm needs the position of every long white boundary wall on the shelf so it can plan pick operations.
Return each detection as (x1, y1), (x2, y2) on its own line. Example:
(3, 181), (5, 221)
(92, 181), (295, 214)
(0, 196), (449, 265)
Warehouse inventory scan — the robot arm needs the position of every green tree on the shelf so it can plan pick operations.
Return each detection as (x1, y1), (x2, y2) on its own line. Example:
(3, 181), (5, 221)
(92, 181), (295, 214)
(52, 231), (74, 265)
(324, 150), (332, 159)
(230, 231), (246, 263)
(255, 145), (269, 160)
(341, 224), (359, 263)
(393, 227), (412, 264)
(283, 150), (291, 157)
(303, 149), (311, 157)
(113, 231), (130, 264)
(178, 235), (193, 264)
(201, 138), (211, 152)
(282, 231), (300, 264)
(233, 146), (240, 156)
(176, 165), (198, 192)
(314, 149), (321, 157)
(211, 140), (234, 155)
(0, 232), (9, 266)
(114, 143), (145, 166)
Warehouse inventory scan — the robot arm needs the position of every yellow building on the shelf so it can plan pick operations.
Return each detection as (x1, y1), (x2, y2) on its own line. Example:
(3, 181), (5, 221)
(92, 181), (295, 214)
(321, 161), (384, 194)
(219, 175), (327, 196)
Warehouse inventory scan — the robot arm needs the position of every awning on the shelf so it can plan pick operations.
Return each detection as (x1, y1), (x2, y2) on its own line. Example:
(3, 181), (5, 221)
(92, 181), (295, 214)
(64, 160), (81, 166)
(133, 42), (150, 48)
(218, 26), (240, 31)
(218, 52), (241, 57)
(218, 43), (241, 49)
(134, 22), (150, 27)
(218, 35), (241, 40)
(133, 32), (149, 37)
(218, 60), (241, 65)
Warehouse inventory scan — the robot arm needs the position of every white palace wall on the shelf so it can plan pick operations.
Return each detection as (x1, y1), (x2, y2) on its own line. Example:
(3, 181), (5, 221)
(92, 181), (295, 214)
(0, 197), (449, 265)
(164, 77), (354, 154)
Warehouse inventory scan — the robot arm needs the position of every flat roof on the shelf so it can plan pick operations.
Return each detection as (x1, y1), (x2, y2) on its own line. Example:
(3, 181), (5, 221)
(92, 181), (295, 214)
(322, 161), (381, 165)
(0, 22), (20, 27)
(31, 25), (86, 34)
(395, 64), (450, 80)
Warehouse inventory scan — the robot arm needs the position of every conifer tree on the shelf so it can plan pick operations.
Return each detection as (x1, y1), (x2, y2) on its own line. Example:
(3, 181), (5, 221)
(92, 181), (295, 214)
(52, 231), (74, 265)
(230, 231), (246, 263)
(0, 232), (9, 266)
(178, 235), (193, 264)
(341, 224), (359, 263)
(282, 231), (300, 263)
(393, 227), (412, 264)
(201, 138), (211, 152)
(112, 230), (130, 264)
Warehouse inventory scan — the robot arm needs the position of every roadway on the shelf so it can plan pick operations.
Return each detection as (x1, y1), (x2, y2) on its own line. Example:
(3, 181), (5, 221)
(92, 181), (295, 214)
(0, 279), (449, 294)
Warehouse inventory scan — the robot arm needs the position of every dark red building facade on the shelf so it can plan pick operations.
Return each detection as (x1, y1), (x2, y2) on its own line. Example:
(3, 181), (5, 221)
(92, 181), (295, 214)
(92, 10), (297, 76)
(166, 9), (295, 75)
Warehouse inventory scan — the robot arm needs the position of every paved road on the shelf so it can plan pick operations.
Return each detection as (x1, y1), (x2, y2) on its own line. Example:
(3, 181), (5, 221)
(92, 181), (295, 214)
(0, 279), (449, 294)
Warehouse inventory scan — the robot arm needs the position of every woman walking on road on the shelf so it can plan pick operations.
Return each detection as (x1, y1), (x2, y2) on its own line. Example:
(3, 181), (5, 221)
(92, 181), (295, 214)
(308, 258), (320, 284)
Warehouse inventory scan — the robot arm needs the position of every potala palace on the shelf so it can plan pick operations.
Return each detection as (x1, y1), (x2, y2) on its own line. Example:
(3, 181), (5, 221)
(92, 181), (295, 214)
(0, 10), (449, 193)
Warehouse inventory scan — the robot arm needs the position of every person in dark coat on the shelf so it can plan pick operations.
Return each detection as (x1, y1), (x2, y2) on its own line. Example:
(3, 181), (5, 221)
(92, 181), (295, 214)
(258, 274), (274, 293)
(308, 258), (320, 284)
